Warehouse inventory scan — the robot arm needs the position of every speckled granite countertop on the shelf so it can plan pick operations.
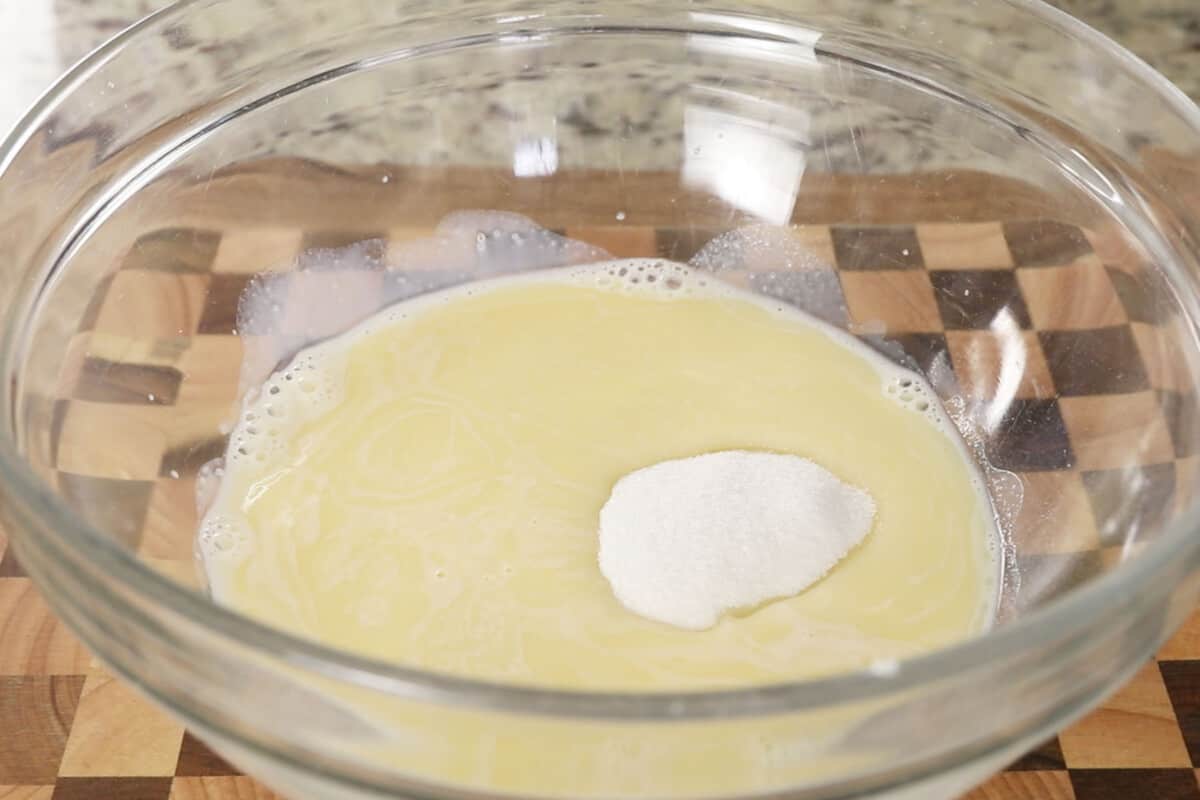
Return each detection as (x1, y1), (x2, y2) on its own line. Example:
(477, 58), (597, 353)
(1, 0), (1197, 141)
(1056, 0), (1200, 101)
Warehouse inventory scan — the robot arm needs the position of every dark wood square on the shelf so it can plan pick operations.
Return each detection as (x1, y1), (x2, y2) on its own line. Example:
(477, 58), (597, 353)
(159, 435), (228, 478)
(1082, 463), (1176, 547)
(1159, 390), (1200, 458)
(0, 675), (85, 783)
(1160, 660), (1200, 768)
(1015, 551), (1105, 608)
(20, 394), (68, 476)
(983, 398), (1075, 471)
(1106, 265), (1172, 324)
(77, 274), (115, 333)
(73, 359), (182, 406)
(120, 228), (222, 274)
(56, 473), (156, 550)
(748, 269), (848, 326)
(1003, 220), (1093, 268)
(830, 225), (924, 270)
(300, 231), (387, 258)
(1070, 768), (1200, 800)
(1006, 737), (1065, 771)
(48, 398), (69, 467)
(0, 545), (26, 578)
(656, 227), (717, 262)
(175, 731), (242, 776)
(929, 269), (1031, 330)
(1040, 327), (1150, 396)
(859, 333), (953, 382)
(197, 273), (257, 335)
(51, 777), (173, 800)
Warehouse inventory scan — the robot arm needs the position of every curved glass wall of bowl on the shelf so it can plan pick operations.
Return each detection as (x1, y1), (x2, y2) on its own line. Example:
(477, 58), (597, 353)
(2, 1), (1200, 799)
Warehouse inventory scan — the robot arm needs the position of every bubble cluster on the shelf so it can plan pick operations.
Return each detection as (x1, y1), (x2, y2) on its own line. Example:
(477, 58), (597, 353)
(940, 395), (1020, 616)
(198, 514), (251, 561)
(198, 345), (348, 570)
(874, 364), (1004, 623)
(194, 460), (224, 516)
(570, 259), (700, 296)
(225, 351), (343, 469)
(882, 373), (940, 422)
(689, 224), (835, 275)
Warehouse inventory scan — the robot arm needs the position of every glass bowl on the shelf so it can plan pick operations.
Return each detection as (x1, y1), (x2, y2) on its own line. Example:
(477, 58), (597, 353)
(3, 1), (1200, 797)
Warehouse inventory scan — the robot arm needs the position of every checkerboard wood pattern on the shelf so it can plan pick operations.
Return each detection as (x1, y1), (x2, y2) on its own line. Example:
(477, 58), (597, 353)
(2, 162), (1199, 799)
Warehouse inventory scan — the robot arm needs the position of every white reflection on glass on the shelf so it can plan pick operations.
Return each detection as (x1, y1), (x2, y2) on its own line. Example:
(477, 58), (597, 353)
(513, 135), (558, 177)
(682, 103), (808, 224)
(0, 0), (59, 135)
(688, 12), (822, 67)
(986, 308), (1026, 432)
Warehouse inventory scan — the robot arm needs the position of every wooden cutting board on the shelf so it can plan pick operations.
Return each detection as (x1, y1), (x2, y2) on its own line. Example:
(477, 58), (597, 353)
(2, 159), (1199, 800)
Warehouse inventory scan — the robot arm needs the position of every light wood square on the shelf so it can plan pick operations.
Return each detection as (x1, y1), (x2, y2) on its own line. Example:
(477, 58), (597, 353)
(1159, 606), (1200, 661)
(0, 787), (55, 800)
(211, 229), (303, 274)
(1131, 321), (1192, 392)
(1017, 257), (1127, 330)
(1058, 661), (1191, 768)
(962, 771), (1075, 800)
(170, 777), (282, 800)
(140, 476), (200, 562)
(917, 223), (1014, 271)
(56, 401), (167, 480)
(92, 271), (209, 340)
(788, 225), (837, 269)
(0, 580), (90, 675)
(58, 672), (184, 777)
(1177, 455), (1200, 515)
(175, 336), (244, 409)
(1012, 471), (1100, 556)
(947, 330), (1055, 401)
(1084, 225), (1147, 275)
(1058, 392), (1175, 471)
(841, 270), (942, 334)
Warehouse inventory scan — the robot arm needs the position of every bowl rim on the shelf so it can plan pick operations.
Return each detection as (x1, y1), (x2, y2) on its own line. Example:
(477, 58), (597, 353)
(3, 0), (1200, 722)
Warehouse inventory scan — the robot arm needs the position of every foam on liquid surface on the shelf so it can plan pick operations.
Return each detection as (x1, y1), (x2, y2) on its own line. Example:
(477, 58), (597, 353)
(200, 249), (999, 690)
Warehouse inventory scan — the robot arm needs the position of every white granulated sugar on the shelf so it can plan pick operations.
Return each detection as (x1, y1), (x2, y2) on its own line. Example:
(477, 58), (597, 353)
(598, 450), (876, 630)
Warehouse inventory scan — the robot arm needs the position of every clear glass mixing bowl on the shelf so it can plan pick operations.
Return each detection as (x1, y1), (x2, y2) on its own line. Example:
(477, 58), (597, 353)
(3, 1), (1200, 797)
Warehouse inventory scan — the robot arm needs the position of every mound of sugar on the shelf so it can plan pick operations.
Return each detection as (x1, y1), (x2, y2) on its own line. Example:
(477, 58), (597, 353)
(598, 451), (876, 630)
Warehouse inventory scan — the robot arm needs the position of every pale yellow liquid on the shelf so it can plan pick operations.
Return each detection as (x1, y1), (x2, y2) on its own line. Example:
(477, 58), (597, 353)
(202, 262), (997, 690)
